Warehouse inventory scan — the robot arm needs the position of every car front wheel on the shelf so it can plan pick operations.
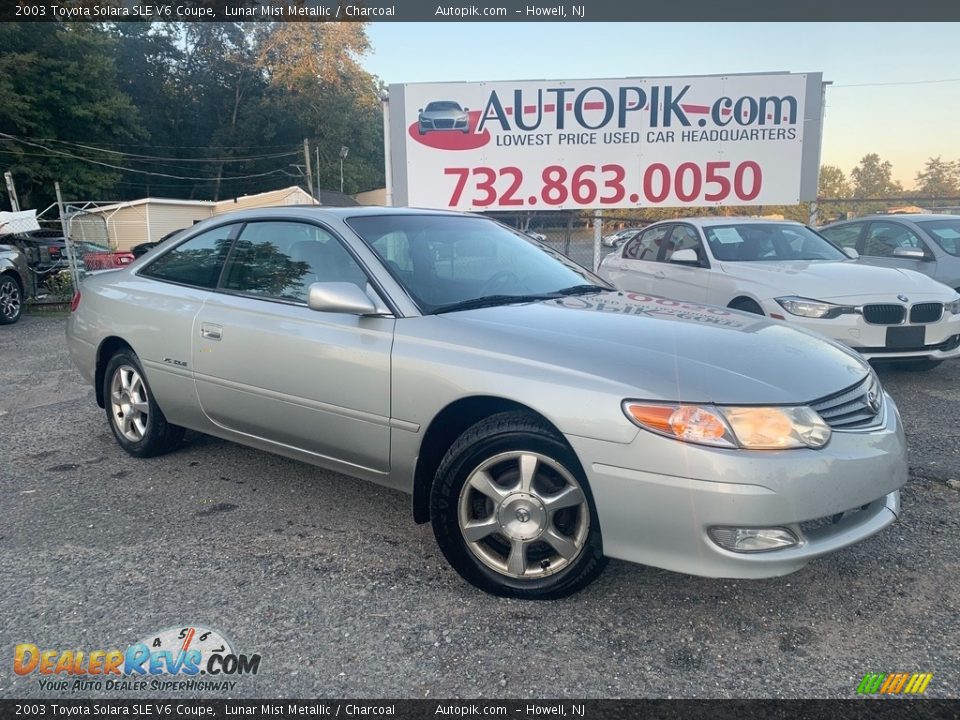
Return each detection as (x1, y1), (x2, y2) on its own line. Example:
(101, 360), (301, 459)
(431, 411), (606, 599)
(0, 274), (23, 325)
(104, 349), (185, 457)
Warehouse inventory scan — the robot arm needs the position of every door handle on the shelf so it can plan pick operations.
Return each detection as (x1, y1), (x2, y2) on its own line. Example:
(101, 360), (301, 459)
(200, 323), (222, 341)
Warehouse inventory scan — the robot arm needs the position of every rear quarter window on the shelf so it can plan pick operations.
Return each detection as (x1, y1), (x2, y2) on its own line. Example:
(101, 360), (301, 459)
(140, 225), (237, 288)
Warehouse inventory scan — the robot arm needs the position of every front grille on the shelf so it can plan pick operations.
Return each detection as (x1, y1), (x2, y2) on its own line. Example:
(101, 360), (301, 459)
(810, 373), (883, 429)
(910, 302), (943, 323)
(862, 304), (905, 325)
(434, 119), (455, 129)
(799, 501), (876, 536)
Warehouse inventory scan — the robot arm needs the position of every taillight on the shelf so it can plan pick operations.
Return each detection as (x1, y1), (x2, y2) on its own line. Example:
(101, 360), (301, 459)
(70, 291), (81, 312)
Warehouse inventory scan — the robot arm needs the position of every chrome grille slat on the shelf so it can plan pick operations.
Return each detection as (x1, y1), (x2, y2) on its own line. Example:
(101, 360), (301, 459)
(810, 373), (883, 430)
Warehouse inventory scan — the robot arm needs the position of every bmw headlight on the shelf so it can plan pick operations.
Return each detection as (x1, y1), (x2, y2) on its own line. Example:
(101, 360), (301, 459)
(775, 296), (853, 319)
(947, 295), (960, 314)
(623, 402), (831, 450)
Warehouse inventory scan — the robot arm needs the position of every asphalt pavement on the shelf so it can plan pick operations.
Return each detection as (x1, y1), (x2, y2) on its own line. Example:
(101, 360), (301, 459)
(1, 314), (958, 699)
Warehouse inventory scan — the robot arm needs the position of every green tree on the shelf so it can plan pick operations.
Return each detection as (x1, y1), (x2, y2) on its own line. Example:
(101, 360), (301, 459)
(818, 165), (852, 198)
(915, 156), (959, 198)
(254, 23), (384, 194)
(0, 24), (142, 210)
(851, 153), (902, 198)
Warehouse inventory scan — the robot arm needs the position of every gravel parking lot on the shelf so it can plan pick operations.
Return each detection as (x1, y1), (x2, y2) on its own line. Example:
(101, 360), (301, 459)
(1, 314), (958, 699)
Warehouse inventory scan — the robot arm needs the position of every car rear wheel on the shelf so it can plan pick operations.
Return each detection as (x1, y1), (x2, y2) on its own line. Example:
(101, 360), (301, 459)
(430, 411), (606, 599)
(104, 350), (184, 457)
(0, 274), (23, 325)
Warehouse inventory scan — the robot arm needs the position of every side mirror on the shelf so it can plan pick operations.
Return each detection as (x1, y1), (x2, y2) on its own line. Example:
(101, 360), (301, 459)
(670, 248), (700, 264)
(464, 107), (469, 112)
(307, 282), (378, 315)
(843, 247), (860, 260)
(892, 247), (926, 260)
(418, 108), (423, 113)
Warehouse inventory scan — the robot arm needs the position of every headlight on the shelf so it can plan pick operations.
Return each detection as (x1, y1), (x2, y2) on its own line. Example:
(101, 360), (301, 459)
(623, 402), (831, 450)
(775, 296), (853, 319)
(947, 296), (960, 314)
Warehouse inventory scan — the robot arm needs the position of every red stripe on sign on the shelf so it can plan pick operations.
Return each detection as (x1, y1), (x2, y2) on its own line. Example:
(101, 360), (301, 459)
(681, 104), (710, 114)
(544, 104), (556, 112)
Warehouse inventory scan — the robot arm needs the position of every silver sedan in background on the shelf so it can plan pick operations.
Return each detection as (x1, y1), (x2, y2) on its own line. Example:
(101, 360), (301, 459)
(67, 208), (907, 598)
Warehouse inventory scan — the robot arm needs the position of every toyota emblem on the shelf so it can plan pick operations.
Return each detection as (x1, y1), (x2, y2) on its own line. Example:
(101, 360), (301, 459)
(867, 389), (881, 414)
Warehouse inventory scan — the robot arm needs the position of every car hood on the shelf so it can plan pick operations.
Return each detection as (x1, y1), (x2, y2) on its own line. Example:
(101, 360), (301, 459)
(407, 291), (871, 405)
(717, 260), (951, 301)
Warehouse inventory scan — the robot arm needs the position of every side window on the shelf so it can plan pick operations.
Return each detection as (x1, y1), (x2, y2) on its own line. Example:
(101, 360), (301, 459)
(662, 225), (704, 264)
(221, 222), (368, 302)
(863, 222), (924, 257)
(623, 226), (670, 261)
(820, 223), (863, 249)
(140, 224), (236, 288)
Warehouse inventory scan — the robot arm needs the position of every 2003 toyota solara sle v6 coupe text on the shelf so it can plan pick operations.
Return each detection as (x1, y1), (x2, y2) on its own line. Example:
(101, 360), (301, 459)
(67, 208), (907, 598)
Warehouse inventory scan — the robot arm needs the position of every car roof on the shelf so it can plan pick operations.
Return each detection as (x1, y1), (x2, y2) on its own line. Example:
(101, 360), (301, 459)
(648, 217), (805, 228)
(824, 214), (960, 225)
(222, 205), (468, 221)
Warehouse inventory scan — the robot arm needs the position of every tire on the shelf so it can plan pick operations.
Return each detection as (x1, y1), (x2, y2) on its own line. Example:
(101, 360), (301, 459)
(729, 298), (764, 316)
(103, 349), (184, 457)
(0, 274), (23, 325)
(890, 358), (942, 372)
(430, 411), (607, 599)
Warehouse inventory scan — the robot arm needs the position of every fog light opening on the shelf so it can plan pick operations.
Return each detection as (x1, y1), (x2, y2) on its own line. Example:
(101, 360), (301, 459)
(708, 526), (799, 553)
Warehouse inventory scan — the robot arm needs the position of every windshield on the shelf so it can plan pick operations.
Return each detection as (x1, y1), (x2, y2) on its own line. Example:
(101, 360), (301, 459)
(425, 101), (462, 112)
(346, 214), (605, 313)
(704, 223), (846, 262)
(916, 219), (960, 257)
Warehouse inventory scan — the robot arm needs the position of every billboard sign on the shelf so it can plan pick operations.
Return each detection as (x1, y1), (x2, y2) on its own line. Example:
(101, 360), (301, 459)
(387, 72), (824, 210)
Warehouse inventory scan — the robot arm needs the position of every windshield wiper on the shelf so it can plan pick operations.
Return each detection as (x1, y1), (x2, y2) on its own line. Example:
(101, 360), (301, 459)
(432, 294), (565, 315)
(555, 284), (607, 296)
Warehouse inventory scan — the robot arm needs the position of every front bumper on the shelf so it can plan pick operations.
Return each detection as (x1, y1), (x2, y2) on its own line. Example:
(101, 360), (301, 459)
(762, 301), (960, 361)
(568, 393), (907, 578)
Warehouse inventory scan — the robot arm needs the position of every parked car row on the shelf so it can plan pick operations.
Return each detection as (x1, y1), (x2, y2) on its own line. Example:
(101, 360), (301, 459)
(67, 207), (912, 599)
(599, 216), (960, 371)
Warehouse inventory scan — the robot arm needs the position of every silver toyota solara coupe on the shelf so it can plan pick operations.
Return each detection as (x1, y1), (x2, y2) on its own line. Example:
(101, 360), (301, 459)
(66, 207), (908, 599)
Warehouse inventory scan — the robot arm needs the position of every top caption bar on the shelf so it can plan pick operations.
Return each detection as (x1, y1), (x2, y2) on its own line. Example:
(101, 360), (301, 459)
(4, 0), (960, 22)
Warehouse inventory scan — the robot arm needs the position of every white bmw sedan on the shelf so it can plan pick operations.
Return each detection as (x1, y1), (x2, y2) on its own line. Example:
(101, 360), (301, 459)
(599, 217), (960, 370)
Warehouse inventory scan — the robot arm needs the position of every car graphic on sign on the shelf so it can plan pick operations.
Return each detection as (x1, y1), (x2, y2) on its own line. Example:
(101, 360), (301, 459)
(418, 101), (470, 135)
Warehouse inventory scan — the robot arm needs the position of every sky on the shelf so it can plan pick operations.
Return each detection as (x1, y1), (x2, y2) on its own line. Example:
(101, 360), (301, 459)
(364, 22), (960, 189)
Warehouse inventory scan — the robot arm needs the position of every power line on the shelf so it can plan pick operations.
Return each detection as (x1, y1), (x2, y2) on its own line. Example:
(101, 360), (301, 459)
(37, 136), (300, 163)
(831, 77), (960, 88)
(0, 133), (292, 181)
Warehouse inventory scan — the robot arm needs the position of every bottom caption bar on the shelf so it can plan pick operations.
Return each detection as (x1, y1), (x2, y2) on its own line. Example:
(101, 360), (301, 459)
(3, 700), (959, 720)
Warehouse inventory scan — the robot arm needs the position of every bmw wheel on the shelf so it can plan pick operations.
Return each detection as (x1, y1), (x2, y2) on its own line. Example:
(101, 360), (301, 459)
(431, 411), (606, 598)
(0, 274), (23, 325)
(104, 349), (184, 457)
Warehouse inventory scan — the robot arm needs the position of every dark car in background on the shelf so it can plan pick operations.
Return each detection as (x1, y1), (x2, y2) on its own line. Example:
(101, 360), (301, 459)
(0, 242), (29, 324)
(820, 214), (960, 293)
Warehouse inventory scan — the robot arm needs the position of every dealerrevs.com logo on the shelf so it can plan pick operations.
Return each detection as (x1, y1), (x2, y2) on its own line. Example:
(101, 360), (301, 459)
(14, 625), (261, 692)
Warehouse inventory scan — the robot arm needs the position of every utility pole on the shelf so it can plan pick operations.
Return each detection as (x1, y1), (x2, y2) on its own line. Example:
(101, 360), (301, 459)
(315, 145), (320, 203)
(303, 138), (314, 198)
(4, 171), (20, 212)
(55, 182), (80, 291)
